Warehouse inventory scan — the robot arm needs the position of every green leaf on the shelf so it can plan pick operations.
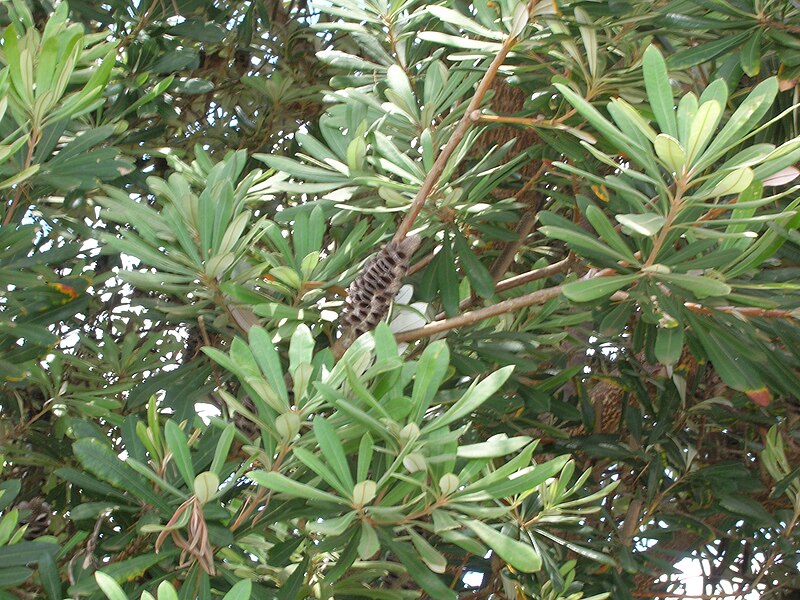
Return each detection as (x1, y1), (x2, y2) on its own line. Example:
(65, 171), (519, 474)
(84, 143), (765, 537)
(685, 101), (722, 164)
(248, 326), (289, 404)
(581, 205), (634, 265)
(686, 314), (763, 395)
(408, 529), (447, 574)
(386, 64), (418, 119)
(463, 519), (541, 572)
(668, 32), (750, 69)
(658, 273), (731, 298)
(457, 435), (532, 458)
(427, 5), (503, 39)
(0, 541), (58, 568)
(616, 213), (665, 236)
(72, 438), (170, 512)
(740, 29), (763, 76)
(440, 235), (459, 317)
(410, 341), (450, 424)
(643, 45), (677, 138)
(358, 523), (380, 559)
(221, 579), (252, 600)
(38, 552), (60, 600)
(562, 275), (640, 302)
(427, 365), (514, 431)
(95, 572), (127, 600)
(0, 480), (21, 512)
(655, 327), (684, 366)
(539, 224), (634, 264)
(157, 581), (179, 600)
(210, 423), (235, 477)
(378, 532), (456, 600)
(719, 495), (776, 527)
(697, 168), (754, 198)
(70, 553), (175, 596)
(453, 229), (494, 298)
(480, 455), (569, 499)
(554, 84), (639, 152)
(654, 134), (686, 173)
(165, 420), (195, 489)
(699, 78), (778, 168)
(313, 416), (355, 490)
(0, 566), (32, 587)
(247, 470), (346, 504)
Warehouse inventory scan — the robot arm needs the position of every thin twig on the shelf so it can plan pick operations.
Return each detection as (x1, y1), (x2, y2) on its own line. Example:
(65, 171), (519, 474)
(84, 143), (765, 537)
(489, 163), (548, 280)
(495, 256), (573, 294)
(392, 32), (519, 242)
(683, 303), (797, 319)
(3, 132), (38, 226)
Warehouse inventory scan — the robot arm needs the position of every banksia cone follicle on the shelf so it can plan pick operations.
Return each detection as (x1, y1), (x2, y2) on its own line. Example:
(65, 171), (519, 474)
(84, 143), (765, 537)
(338, 235), (421, 350)
(17, 497), (52, 540)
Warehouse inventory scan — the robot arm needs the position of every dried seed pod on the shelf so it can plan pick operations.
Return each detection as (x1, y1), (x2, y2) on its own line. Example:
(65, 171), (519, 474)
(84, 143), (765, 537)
(338, 236), (421, 349)
(16, 497), (52, 540)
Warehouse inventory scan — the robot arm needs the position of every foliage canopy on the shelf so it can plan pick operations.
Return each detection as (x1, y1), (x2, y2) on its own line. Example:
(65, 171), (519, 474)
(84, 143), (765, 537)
(1, 0), (800, 598)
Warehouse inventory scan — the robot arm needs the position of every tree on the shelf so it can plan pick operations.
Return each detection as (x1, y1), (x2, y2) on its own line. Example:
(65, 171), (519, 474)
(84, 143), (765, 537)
(1, 0), (800, 598)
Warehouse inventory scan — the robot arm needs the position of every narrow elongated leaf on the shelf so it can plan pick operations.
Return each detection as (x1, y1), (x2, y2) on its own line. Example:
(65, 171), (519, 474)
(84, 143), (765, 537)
(0, 541), (58, 568)
(655, 327), (685, 366)
(426, 366), (514, 431)
(410, 341), (450, 423)
(165, 420), (194, 488)
(554, 84), (639, 152)
(222, 579), (252, 600)
(463, 519), (541, 572)
(314, 416), (354, 489)
(658, 273), (731, 298)
(700, 78), (779, 166)
(584, 205), (637, 263)
(616, 213), (665, 236)
(378, 532), (456, 600)
(686, 101), (722, 163)
(73, 439), (171, 511)
(740, 29), (763, 76)
(453, 229), (494, 298)
(95, 572), (127, 600)
(562, 275), (639, 302)
(654, 134), (686, 173)
(247, 470), (346, 504)
(643, 45), (677, 137)
(457, 435), (532, 458)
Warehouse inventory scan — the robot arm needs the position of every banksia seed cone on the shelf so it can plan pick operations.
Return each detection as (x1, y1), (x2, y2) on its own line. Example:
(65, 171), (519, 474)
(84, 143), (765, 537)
(17, 497), (51, 540)
(338, 236), (421, 350)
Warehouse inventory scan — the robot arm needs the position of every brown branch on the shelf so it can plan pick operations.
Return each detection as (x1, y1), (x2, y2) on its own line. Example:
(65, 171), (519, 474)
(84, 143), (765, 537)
(3, 131), (37, 226)
(438, 256), (573, 318)
(396, 284), (564, 342)
(630, 593), (753, 599)
(477, 113), (558, 127)
(683, 303), (797, 319)
(489, 163), (548, 281)
(398, 266), (617, 342)
(392, 32), (520, 242)
(494, 256), (573, 293)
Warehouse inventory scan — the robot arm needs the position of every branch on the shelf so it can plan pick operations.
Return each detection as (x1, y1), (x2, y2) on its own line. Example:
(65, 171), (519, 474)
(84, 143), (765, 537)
(684, 303), (797, 319)
(437, 256), (573, 318)
(396, 284), (564, 342)
(392, 32), (519, 242)
(495, 256), (573, 294)
(489, 163), (548, 280)
(399, 266), (617, 342)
